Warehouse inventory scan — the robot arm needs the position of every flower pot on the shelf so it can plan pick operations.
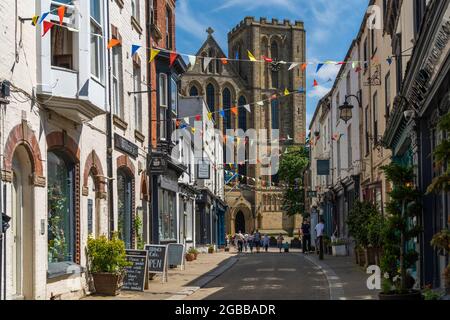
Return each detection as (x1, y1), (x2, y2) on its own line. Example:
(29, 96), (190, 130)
(208, 248), (214, 254)
(185, 253), (195, 262)
(378, 290), (422, 300)
(193, 252), (198, 259)
(332, 245), (347, 256)
(92, 273), (123, 296)
(224, 247), (230, 252)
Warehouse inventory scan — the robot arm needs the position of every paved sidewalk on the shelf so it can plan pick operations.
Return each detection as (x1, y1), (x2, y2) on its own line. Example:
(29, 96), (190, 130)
(302, 252), (379, 300)
(83, 251), (237, 300)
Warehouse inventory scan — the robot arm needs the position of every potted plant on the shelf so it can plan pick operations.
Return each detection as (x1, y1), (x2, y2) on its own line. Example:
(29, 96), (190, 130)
(208, 245), (215, 254)
(431, 229), (450, 294)
(378, 163), (422, 300)
(185, 252), (195, 262)
(187, 247), (199, 260)
(86, 233), (131, 296)
(367, 210), (385, 265)
(331, 239), (347, 256)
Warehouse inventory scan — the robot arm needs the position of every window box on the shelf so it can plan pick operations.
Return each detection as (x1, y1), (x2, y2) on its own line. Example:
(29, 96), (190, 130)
(131, 16), (143, 35)
(113, 114), (128, 130)
(151, 24), (163, 41)
(135, 129), (145, 142)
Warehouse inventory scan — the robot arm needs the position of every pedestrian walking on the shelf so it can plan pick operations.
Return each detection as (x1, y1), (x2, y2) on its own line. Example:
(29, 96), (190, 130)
(301, 218), (312, 254)
(315, 218), (325, 260)
(277, 233), (284, 253)
(263, 234), (270, 252)
(244, 233), (249, 252)
(248, 233), (254, 253)
(236, 231), (244, 252)
(254, 230), (261, 253)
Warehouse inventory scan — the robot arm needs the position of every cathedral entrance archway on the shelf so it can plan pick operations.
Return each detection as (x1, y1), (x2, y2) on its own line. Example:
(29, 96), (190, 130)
(235, 211), (245, 234)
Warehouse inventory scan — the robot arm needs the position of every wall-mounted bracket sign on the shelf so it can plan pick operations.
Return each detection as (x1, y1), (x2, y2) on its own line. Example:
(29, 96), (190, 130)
(197, 159), (211, 180)
(114, 133), (139, 158)
(123, 250), (148, 291)
(148, 153), (168, 174)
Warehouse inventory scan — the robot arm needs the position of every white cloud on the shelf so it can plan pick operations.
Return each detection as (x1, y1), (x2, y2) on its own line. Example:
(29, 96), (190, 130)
(214, 0), (295, 12)
(308, 84), (330, 99)
(177, 1), (211, 40)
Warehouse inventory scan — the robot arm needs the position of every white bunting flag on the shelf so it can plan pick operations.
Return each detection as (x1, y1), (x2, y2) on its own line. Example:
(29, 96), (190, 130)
(188, 55), (196, 70)
(288, 63), (299, 71)
(243, 104), (251, 113)
(256, 101), (264, 106)
(203, 57), (213, 72)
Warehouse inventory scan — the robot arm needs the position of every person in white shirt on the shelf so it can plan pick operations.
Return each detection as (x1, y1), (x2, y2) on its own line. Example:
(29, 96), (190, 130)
(315, 218), (325, 260)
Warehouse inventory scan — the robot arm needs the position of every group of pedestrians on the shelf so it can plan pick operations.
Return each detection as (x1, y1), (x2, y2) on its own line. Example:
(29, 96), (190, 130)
(232, 230), (270, 253)
(300, 217), (325, 260)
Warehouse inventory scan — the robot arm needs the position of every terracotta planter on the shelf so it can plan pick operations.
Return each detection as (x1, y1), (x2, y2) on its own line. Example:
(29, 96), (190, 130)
(378, 290), (422, 300)
(193, 252), (198, 259)
(224, 247), (230, 252)
(208, 248), (214, 254)
(185, 253), (195, 261)
(92, 272), (123, 296)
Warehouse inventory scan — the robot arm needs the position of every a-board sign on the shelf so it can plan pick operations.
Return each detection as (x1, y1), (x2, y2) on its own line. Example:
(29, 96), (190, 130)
(167, 243), (185, 269)
(123, 250), (148, 292)
(144, 244), (167, 274)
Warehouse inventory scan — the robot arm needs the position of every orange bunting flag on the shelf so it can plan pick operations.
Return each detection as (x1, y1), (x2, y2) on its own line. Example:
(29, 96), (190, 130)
(42, 21), (54, 37)
(107, 38), (121, 49)
(176, 120), (181, 128)
(57, 6), (66, 25)
(313, 79), (318, 87)
(221, 58), (228, 65)
(169, 52), (178, 67)
(231, 106), (238, 115)
(301, 63), (308, 71)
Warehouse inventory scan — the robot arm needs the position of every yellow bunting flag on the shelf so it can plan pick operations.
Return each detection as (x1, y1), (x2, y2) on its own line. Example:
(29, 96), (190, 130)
(284, 88), (289, 96)
(207, 112), (213, 120)
(150, 49), (160, 62)
(32, 15), (39, 26)
(107, 38), (121, 49)
(247, 50), (257, 62)
(191, 127), (196, 133)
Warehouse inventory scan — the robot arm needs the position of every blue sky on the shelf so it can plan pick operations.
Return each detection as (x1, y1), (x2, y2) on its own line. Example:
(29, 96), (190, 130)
(176, 0), (369, 129)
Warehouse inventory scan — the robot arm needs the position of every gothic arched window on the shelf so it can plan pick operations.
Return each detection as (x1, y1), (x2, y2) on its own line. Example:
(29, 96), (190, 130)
(271, 99), (279, 130)
(189, 86), (199, 96)
(238, 96), (247, 131)
(208, 48), (215, 73)
(206, 83), (215, 113)
(271, 41), (279, 88)
(222, 88), (232, 131)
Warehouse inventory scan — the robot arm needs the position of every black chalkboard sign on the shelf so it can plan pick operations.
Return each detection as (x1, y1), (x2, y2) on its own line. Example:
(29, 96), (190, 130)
(144, 244), (167, 274)
(168, 243), (185, 269)
(123, 250), (148, 292)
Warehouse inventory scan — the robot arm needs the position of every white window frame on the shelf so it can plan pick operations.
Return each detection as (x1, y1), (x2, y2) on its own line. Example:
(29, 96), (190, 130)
(90, 0), (104, 83)
(132, 0), (140, 23)
(133, 63), (142, 132)
(159, 73), (168, 140)
(112, 45), (123, 117)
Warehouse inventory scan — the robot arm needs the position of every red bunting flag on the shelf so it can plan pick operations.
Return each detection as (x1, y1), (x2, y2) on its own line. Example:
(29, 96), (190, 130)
(57, 5), (66, 25)
(42, 21), (54, 37)
(169, 52), (178, 67)
(313, 79), (318, 87)
(221, 58), (228, 65)
(176, 120), (181, 128)
(107, 38), (121, 49)
(355, 66), (362, 73)
(195, 114), (201, 121)
(262, 56), (273, 63)
(231, 106), (238, 115)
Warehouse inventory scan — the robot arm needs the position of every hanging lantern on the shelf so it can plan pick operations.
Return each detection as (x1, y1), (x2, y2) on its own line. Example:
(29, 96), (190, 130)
(339, 100), (353, 123)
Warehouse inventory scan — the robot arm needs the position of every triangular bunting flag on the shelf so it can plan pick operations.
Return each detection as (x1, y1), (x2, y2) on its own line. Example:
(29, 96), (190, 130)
(262, 56), (273, 63)
(256, 101), (264, 106)
(298, 87), (306, 93)
(169, 52), (178, 67)
(184, 117), (189, 123)
(175, 120), (181, 128)
(187, 55), (197, 70)
(191, 127), (196, 134)
(107, 38), (121, 49)
(42, 21), (54, 37)
(131, 45), (141, 56)
(355, 66), (362, 73)
(150, 49), (160, 62)
(352, 61), (357, 69)
(387, 56), (393, 65)
(39, 12), (49, 24)
(313, 79), (318, 87)
(247, 50), (257, 62)
(301, 63), (307, 71)
(207, 112), (213, 120)
(203, 57), (212, 72)
(32, 15), (39, 26)
(324, 60), (336, 65)
(57, 5), (66, 25)
(195, 114), (201, 121)
(243, 104), (251, 113)
(316, 63), (324, 73)
(284, 88), (289, 96)
(219, 110), (225, 118)
(220, 57), (228, 65)
(231, 106), (238, 115)
(288, 63), (299, 71)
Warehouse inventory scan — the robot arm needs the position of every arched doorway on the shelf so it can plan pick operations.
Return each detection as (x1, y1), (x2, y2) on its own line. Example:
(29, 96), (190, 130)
(11, 145), (34, 299)
(117, 168), (133, 249)
(235, 211), (245, 234)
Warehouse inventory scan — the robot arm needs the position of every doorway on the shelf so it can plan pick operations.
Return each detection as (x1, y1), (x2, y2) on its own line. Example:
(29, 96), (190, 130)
(235, 211), (245, 234)
(11, 145), (34, 299)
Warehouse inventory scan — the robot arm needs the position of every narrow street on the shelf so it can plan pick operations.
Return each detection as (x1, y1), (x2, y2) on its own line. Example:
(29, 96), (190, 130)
(187, 250), (329, 300)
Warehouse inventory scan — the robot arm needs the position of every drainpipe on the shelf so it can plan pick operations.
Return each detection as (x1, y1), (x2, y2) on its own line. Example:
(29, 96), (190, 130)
(106, 0), (114, 238)
(146, 0), (153, 243)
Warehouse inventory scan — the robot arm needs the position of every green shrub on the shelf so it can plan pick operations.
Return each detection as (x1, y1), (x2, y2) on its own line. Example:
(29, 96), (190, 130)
(87, 233), (131, 274)
(188, 247), (199, 255)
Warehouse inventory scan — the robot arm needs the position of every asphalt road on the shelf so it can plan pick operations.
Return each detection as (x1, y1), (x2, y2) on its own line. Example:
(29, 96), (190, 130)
(187, 250), (330, 300)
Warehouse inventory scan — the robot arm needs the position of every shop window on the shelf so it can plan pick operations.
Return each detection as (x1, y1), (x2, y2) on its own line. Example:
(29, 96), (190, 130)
(159, 189), (177, 241)
(47, 151), (75, 263)
(117, 169), (133, 249)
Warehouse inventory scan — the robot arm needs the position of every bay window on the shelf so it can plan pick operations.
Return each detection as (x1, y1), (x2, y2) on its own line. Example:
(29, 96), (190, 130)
(112, 44), (124, 117)
(159, 73), (168, 140)
(133, 63), (142, 132)
(90, 0), (104, 82)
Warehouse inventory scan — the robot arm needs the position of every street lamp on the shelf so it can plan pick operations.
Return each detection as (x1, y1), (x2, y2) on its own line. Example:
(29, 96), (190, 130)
(339, 94), (362, 123)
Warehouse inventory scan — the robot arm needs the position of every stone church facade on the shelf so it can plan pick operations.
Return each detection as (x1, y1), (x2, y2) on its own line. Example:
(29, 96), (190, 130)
(181, 17), (306, 237)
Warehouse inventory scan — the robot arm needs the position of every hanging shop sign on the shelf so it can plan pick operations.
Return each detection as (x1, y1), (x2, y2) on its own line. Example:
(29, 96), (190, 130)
(197, 159), (211, 180)
(148, 152), (168, 174)
(317, 160), (330, 176)
(114, 133), (139, 158)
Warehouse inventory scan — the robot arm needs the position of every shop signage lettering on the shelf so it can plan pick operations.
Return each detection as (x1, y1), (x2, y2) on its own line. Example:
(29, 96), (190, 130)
(114, 133), (138, 158)
(123, 250), (148, 292)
